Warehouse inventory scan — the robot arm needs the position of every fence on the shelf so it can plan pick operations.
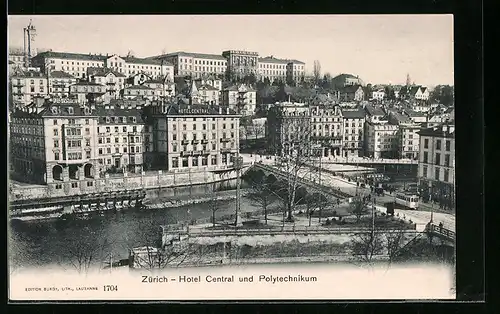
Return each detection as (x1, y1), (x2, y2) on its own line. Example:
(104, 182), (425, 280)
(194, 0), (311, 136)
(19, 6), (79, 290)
(187, 225), (419, 237)
(427, 223), (455, 241)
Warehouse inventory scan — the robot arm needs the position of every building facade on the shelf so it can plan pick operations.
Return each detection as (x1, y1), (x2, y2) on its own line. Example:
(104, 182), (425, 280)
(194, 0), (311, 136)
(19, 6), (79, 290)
(10, 71), (48, 106)
(87, 67), (126, 102)
(149, 104), (241, 171)
(48, 71), (77, 98)
(222, 50), (259, 80)
(10, 100), (100, 192)
(417, 124), (455, 209)
(309, 105), (344, 157)
(258, 57), (289, 83)
(32, 51), (107, 79)
(69, 81), (107, 104)
(152, 52), (227, 78)
(340, 85), (364, 102)
(221, 84), (257, 116)
(286, 60), (306, 83)
(341, 108), (366, 157)
(364, 120), (399, 159)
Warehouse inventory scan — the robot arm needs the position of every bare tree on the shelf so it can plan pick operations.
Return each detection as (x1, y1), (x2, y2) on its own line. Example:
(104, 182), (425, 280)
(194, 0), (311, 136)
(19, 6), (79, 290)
(208, 188), (219, 227)
(126, 50), (135, 58)
(385, 228), (407, 265)
(62, 225), (110, 275)
(350, 228), (385, 265)
(247, 174), (276, 225)
(349, 195), (371, 223)
(313, 60), (321, 86)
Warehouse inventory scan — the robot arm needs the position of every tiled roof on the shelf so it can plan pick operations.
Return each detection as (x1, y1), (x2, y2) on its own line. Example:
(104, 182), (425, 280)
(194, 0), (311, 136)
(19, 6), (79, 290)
(30, 102), (97, 117)
(153, 51), (226, 61)
(418, 124), (455, 138)
(71, 81), (106, 86)
(163, 104), (238, 116)
(365, 104), (385, 116)
(11, 70), (45, 78)
(341, 108), (366, 119)
(49, 71), (76, 79)
(94, 106), (145, 124)
(87, 67), (126, 78)
(121, 56), (172, 66)
(34, 51), (107, 62)
(258, 57), (289, 64)
(124, 85), (153, 90)
(341, 85), (363, 93)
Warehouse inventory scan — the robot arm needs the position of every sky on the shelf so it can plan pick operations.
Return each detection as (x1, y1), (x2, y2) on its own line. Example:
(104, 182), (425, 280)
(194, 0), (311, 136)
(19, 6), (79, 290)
(8, 15), (454, 87)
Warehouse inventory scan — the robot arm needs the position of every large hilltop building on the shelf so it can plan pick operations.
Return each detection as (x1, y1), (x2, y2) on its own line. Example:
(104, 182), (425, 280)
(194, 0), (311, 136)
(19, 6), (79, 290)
(150, 52), (227, 79)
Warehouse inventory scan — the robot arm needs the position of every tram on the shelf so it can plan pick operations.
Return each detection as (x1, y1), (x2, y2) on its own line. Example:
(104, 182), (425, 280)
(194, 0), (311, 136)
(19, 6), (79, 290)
(395, 193), (419, 210)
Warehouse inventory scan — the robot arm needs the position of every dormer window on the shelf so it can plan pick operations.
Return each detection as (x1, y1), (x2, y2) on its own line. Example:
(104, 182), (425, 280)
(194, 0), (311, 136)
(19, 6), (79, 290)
(67, 107), (74, 114)
(121, 116), (126, 123)
(106, 117), (110, 123)
(51, 106), (58, 114)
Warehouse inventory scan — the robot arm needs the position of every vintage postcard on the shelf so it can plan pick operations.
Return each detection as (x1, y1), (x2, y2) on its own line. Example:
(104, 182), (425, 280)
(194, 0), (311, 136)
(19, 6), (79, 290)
(8, 14), (456, 301)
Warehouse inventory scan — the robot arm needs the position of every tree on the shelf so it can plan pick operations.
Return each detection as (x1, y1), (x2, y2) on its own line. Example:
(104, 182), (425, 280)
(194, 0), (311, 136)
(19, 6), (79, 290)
(126, 50), (135, 58)
(270, 110), (313, 222)
(208, 188), (219, 227)
(62, 224), (111, 274)
(385, 228), (407, 265)
(350, 228), (385, 265)
(430, 85), (454, 107)
(247, 174), (276, 225)
(313, 60), (321, 86)
(349, 195), (371, 223)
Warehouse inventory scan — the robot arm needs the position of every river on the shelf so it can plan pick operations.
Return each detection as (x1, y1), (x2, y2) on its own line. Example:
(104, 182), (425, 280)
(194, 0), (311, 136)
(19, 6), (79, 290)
(8, 179), (266, 271)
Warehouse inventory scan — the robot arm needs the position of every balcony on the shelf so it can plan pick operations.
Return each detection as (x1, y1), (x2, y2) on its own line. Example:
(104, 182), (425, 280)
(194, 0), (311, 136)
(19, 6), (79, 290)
(106, 82), (117, 85)
(220, 148), (233, 153)
(65, 134), (84, 139)
(202, 150), (211, 155)
(181, 139), (190, 145)
(192, 151), (203, 156)
(192, 139), (200, 145)
(12, 82), (25, 87)
(128, 132), (140, 136)
(220, 138), (231, 143)
(180, 151), (192, 157)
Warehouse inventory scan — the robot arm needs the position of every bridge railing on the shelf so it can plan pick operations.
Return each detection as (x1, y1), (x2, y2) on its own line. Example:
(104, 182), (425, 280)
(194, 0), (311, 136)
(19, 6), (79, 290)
(427, 223), (455, 241)
(187, 225), (418, 237)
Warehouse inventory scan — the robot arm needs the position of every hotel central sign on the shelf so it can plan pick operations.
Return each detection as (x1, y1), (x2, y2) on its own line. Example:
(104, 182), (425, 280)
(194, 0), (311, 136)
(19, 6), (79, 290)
(178, 108), (212, 115)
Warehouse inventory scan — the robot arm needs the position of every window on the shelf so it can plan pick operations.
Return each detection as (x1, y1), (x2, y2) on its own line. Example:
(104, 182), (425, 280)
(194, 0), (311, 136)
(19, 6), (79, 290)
(182, 157), (188, 167)
(99, 148), (103, 155)
(98, 138), (103, 144)
(87, 181), (93, 187)
(193, 124), (197, 130)
(445, 154), (450, 167)
(211, 155), (217, 165)
(436, 139), (441, 150)
(53, 129), (58, 136)
(423, 165), (428, 177)
(115, 137), (119, 143)
(53, 119), (58, 125)
(183, 124), (187, 131)
(172, 157), (179, 168)
(54, 152), (60, 160)
(192, 157), (198, 167)
(71, 182), (78, 188)
(172, 144), (177, 152)
(423, 152), (428, 163)
(173, 124), (177, 131)
(435, 153), (441, 165)
(85, 139), (90, 146)
(445, 140), (451, 151)
(173, 134), (177, 141)
(435, 168), (440, 180)
(212, 124), (216, 130)
(54, 140), (59, 148)
(55, 184), (62, 190)
(424, 138), (429, 149)
(106, 138), (111, 144)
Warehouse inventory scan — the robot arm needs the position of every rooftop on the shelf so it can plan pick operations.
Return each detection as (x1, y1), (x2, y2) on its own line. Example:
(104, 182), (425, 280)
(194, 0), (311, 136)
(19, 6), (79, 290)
(49, 71), (76, 79)
(418, 124), (455, 138)
(94, 106), (145, 124)
(341, 108), (366, 119)
(160, 104), (239, 116)
(124, 85), (153, 90)
(34, 51), (107, 62)
(342, 84), (363, 93)
(121, 56), (172, 66)
(365, 104), (386, 116)
(87, 67), (127, 78)
(153, 51), (226, 61)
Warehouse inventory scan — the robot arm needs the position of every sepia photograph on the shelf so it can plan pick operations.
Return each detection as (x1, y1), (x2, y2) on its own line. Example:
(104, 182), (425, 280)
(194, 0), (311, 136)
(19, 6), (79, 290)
(8, 14), (457, 301)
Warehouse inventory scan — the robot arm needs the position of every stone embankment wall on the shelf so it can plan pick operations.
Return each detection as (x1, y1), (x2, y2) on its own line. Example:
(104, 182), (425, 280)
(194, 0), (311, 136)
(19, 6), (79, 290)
(10, 165), (251, 201)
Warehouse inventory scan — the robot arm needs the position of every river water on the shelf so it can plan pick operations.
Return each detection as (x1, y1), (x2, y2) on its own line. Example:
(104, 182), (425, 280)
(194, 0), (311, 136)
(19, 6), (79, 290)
(9, 179), (266, 271)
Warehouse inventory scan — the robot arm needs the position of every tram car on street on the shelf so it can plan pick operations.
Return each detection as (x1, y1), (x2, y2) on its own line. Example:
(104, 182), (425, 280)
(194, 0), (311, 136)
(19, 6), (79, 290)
(395, 193), (419, 210)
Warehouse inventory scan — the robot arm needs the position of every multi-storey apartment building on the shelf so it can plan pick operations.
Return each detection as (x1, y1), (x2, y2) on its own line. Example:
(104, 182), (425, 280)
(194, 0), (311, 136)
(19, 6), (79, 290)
(149, 103), (240, 171)
(151, 52), (227, 78)
(193, 75), (222, 91)
(48, 71), (77, 98)
(267, 103), (311, 156)
(341, 108), (366, 157)
(87, 67), (126, 101)
(340, 85), (364, 102)
(222, 50), (259, 80)
(221, 84), (257, 116)
(126, 73), (176, 98)
(10, 99), (100, 192)
(417, 124), (455, 209)
(364, 119), (399, 159)
(258, 56), (289, 83)
(94, 104), (152, 174)
(110, 55), (174, 79)
(388, 111), (421, 159)
(309, 105), (344, 157)
(69, 81), (107, 104)
(10, 71), (48, 106)
(286, 60), (306, 83)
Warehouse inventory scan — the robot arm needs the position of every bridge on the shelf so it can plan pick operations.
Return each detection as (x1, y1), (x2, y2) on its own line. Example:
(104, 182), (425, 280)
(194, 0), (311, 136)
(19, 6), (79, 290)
(308, 157), (418, 166)
(251, 163), (352, 199)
